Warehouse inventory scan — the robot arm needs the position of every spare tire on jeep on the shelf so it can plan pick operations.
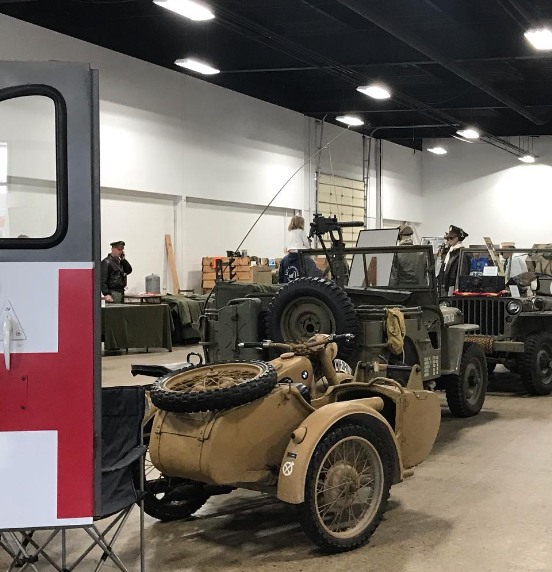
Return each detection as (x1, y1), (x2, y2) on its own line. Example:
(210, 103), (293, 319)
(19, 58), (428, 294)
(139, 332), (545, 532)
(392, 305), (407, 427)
(266, 277), (358, 359)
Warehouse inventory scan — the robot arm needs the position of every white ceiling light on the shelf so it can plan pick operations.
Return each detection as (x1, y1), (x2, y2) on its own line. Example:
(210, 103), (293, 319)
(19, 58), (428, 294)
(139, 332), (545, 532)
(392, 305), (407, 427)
(154, 0), (215, 21)
(427, 146), (447, 155)
(336, 115), (364, 126)
(357, 84), (391, 100)
(456, 127), (480, 139)
(524, 28), (552, 50)
(518, 154), (536, 163)
(175, 58), (220, 75)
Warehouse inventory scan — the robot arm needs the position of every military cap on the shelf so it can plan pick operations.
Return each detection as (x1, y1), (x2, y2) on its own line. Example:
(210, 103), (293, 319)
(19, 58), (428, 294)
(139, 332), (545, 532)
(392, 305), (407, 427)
(446, 225), (468, 241)
(399, 225), (414, 236)
(110, 240), (125, 247)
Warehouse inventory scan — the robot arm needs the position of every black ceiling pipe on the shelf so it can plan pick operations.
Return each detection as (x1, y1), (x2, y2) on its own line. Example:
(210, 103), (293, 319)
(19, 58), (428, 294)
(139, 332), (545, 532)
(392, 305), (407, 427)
(336, 0), (549, 126)
(498, 0), (540, 28)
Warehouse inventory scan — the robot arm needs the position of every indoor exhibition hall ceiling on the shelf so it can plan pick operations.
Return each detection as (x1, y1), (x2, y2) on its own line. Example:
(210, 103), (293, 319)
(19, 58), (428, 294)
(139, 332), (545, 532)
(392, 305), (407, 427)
(3, 0), (552, 150)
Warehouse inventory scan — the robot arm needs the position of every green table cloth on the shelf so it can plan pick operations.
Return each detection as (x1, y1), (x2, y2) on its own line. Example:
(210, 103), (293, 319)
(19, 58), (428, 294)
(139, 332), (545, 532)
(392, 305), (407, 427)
(162, 294), (205, 327)
(102, 304), (173, 351)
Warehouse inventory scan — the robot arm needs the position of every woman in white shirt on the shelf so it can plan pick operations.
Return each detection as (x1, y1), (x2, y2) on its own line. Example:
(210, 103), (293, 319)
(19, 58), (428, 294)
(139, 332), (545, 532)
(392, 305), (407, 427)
(288, 216), (311, 251)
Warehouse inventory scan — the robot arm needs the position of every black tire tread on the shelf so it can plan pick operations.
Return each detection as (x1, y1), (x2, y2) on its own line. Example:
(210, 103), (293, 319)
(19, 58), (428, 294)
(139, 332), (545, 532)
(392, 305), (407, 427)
(518, 331), (552, 396)
(266, 277), (358, 358)
(296, 423), (391, 553)
(138, 433), (211, 522)
(443, 342), (488, 418)
(150, 360), (278, 413)
(143, 489), (209, 522)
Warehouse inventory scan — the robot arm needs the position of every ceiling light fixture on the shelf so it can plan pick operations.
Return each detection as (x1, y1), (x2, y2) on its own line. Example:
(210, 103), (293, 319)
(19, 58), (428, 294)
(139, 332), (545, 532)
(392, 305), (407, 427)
(175, 58), (220, 75)
(456, 127), (480, 139)
(518, 154), (536, 163)
(356, 84), (391, 100)
(524, 28), (552, 50)
(336, 115), (364, 126)
(154, 0), (215, 21)
(427, 146), (447, 155)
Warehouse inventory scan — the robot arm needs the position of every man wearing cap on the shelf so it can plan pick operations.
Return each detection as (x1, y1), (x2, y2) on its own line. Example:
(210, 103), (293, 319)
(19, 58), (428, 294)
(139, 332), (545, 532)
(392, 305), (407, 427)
(389, 226), (427, 287)
(439, 225), (470, 295)
(501, 242), (527, 280)
(100, 241), (133, 303)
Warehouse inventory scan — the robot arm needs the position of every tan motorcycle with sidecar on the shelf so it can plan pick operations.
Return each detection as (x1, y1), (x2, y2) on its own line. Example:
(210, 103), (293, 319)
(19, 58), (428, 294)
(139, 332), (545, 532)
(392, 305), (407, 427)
(144, 333), (441, 552)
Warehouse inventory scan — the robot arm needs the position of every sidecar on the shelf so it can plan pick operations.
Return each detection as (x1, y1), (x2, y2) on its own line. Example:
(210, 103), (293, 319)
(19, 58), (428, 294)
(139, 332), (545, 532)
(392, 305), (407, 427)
(148, 362), (440, 552)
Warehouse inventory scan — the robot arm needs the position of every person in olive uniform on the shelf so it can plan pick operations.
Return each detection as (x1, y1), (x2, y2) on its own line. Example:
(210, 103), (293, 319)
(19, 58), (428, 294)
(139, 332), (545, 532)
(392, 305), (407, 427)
(389, 226), (427, 287)
(101, 241), (133, 303)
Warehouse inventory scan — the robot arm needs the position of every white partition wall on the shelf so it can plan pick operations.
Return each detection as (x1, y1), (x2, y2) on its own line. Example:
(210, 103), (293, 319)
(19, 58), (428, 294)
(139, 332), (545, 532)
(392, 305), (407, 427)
(183, 198), (293, 292)
(100, 189), (176, 294)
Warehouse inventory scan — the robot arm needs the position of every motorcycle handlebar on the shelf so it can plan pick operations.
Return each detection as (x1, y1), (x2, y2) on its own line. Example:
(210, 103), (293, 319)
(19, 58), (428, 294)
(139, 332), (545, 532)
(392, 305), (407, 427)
(328, 333), (355, 342)
(238, 334), (355, 351)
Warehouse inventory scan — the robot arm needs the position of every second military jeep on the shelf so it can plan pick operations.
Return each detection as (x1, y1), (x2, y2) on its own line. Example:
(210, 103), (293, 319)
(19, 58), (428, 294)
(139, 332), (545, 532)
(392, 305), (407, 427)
(443, 246), (552, 395)
(200, 240), (489, 418)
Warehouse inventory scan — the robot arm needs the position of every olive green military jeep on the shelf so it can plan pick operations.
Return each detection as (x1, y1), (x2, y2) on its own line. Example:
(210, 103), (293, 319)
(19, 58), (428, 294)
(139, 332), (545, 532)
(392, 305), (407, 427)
(200, 243), (489, 418)
(443, 246), (552, 395)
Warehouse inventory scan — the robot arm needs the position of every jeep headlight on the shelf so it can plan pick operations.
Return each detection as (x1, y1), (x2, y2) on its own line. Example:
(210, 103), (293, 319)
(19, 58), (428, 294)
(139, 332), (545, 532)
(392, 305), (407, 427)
(506, 300), (522, 315)
(439, 300), (452, 307)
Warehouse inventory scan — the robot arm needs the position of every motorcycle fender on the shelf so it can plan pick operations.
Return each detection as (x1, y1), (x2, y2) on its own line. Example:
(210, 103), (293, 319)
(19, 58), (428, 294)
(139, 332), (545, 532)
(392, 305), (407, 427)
(276, 398), (403, 505)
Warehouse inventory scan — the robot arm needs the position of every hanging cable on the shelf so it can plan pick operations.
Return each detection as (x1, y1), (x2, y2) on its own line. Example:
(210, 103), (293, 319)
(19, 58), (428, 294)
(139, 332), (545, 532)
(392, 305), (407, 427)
(234, 126), (350, 253)
(203, 125), (350, 309)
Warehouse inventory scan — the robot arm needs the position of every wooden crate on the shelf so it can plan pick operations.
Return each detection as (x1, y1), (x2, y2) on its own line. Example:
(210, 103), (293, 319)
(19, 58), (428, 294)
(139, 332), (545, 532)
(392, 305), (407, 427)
(202, 256), (274, 288)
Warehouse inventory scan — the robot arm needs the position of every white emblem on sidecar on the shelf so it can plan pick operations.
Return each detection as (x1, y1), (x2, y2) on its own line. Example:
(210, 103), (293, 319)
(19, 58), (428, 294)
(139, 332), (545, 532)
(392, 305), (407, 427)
(282, 461), (294, 476)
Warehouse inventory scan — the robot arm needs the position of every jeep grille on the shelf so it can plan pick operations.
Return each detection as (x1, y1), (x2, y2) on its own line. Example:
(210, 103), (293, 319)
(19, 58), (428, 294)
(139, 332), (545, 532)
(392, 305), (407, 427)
(451, 298), (506, 336)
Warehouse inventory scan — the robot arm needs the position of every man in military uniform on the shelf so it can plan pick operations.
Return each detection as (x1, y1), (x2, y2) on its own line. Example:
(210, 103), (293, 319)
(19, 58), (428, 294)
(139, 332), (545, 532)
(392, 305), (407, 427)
(389, 226), (427, 288)
(438, 225), (470, 295)
(101, 240), (133, 303)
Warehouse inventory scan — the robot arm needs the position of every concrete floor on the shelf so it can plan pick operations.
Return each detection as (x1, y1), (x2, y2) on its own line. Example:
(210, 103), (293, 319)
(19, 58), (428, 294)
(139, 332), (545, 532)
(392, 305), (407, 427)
(3, 349), (552, 571)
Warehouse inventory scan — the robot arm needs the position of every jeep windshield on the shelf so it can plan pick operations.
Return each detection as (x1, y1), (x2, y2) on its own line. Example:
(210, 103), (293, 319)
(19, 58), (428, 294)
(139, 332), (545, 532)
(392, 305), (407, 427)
(300, 244), (434, 291)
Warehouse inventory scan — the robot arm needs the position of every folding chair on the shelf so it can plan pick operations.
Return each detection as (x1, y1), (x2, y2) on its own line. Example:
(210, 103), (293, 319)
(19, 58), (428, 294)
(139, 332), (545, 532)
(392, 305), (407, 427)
(2, 386), (147, 572)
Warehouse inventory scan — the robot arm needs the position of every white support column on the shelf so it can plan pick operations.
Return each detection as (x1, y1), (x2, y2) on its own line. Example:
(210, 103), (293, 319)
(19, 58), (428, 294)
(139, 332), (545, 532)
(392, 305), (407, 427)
(364, 136), (379, 230)
(375, 139), (383, 229)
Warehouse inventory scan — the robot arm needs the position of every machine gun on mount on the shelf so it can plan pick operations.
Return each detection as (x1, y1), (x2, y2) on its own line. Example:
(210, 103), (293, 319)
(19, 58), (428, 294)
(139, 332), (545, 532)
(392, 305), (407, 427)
(307, 214), (364, 288)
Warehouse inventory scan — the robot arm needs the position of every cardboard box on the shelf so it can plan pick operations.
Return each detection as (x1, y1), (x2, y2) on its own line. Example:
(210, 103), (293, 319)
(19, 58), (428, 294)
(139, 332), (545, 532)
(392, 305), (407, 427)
(315, 257), (329, 270)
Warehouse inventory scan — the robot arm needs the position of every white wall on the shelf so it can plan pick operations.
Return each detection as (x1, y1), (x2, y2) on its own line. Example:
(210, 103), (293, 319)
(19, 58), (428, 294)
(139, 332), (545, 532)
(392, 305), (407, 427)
(381, 140), (423, 224)
(0, 14), (424, 291)
(421, 137), (552, 246)
(100, 190), (175, 293)
(183, 198), (293, 289)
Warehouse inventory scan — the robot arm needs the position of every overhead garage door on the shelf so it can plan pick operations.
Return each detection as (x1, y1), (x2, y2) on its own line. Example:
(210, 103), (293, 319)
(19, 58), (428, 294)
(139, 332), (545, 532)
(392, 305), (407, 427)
(317, 173), (365, 248)
(100, 189), (176, 293)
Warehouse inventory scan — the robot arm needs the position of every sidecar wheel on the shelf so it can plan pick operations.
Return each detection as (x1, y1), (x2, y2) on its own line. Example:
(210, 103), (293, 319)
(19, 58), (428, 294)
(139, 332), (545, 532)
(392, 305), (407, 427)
(297, 424), (391, 552)
(143, 475), (210, 522)
(150, 360), (278, 413)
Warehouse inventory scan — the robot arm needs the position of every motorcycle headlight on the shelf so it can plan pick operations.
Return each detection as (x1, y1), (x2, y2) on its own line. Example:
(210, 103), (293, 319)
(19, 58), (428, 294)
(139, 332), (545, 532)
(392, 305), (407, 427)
(506, 300), (522, 315)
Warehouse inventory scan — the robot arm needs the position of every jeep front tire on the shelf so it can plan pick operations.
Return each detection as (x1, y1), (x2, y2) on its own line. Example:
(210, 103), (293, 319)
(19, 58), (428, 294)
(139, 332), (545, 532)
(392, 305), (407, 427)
(518, 331), (552, 396)
(443, 342), (488, 417)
